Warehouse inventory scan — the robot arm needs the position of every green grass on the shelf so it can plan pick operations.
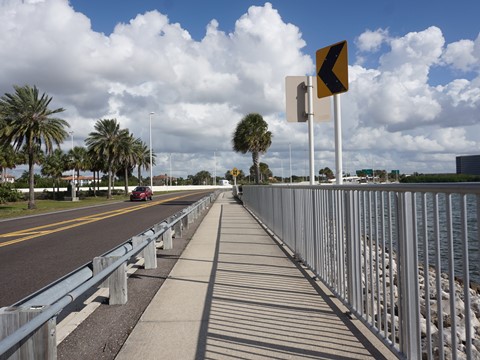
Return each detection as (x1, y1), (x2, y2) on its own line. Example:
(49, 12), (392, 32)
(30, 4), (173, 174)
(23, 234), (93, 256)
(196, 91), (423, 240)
(0, 195), (130, 220)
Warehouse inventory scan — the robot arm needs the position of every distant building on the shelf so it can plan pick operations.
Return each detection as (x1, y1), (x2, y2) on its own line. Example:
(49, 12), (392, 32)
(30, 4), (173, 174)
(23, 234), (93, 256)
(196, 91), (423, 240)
(456, 155), (480, 175)
(61, 175), (94, 186)
(2, 174), (15, 183)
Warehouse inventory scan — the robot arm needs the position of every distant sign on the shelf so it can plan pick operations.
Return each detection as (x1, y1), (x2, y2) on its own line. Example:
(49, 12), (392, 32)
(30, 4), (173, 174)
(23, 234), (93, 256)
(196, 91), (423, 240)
(285, 76), (331, 123)
(231, 167), (239, 177)
(316, 40), (349, 98)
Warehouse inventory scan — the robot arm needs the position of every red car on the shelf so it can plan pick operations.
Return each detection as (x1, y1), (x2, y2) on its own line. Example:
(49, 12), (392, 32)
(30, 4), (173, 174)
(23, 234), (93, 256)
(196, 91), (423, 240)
(130, 186), (153, 201)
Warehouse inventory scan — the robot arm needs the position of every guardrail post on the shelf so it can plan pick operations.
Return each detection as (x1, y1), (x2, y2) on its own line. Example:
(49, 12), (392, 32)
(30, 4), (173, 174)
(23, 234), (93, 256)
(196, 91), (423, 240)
(0, 306), (56, 360)
(132, 236), (157, 270)
(163, 228), (173, 250)
(93, 256), (128, 305)
(182, 215), (189, 230)
(174, 220), (183, 238)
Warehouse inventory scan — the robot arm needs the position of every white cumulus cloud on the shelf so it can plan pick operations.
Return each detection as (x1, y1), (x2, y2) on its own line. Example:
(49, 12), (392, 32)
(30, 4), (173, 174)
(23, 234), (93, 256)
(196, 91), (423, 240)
(1, 1), (480, 178)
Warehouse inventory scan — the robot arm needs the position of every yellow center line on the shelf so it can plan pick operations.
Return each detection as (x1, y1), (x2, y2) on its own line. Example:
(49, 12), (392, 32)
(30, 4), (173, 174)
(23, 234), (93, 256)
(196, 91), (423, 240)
(0, 191), (207, 248)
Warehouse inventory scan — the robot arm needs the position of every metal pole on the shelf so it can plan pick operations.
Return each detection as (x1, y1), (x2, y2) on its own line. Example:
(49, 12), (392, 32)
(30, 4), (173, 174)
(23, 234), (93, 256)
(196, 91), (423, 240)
(149, 112), (154, 192)
(289, 143), (292, 183)
(70, 131), (75, 199)
(307, 76), (315, 185)
(213, 151), (216, 186)
(334, 94), (343, 184)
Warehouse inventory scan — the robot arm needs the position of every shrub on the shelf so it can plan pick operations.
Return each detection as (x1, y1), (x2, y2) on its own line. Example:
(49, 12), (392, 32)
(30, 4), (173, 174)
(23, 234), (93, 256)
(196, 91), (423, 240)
(0, 184), (24, 203)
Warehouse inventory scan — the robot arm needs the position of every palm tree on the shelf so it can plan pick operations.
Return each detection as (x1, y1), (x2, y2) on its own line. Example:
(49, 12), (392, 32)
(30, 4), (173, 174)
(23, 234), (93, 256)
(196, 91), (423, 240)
(133, 140), (155, 186)
(87, 148), (105, 196)
(85, 119), (128, 199)
(0, 143), (19, 184)
(250, 162), (272, 183)
(41, 148), (68, 199)
(116, 132), (138, 195)
(0, 85), (68, 209)
(68, 146), (89, 196)
(232, 113), (272, 184)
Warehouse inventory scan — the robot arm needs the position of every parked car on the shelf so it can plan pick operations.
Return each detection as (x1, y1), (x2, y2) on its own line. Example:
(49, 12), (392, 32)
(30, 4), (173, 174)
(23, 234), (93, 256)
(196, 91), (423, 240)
(130, 186), (153, 201)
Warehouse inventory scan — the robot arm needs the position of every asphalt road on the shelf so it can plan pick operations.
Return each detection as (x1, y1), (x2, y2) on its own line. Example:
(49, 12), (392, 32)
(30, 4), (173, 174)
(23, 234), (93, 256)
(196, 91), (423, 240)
(0, 190), (213, 307)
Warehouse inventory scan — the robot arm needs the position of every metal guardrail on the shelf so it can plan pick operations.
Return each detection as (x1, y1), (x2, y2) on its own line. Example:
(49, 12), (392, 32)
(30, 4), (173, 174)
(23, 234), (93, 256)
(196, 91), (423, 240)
(242, 183), (480, 360)
(0, 191), (219, 359)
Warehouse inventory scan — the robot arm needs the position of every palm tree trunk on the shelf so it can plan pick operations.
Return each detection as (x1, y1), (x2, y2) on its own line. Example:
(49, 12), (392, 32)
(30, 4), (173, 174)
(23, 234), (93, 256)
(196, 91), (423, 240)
(252, 151), (260, 185)
(76, 168), (80, 197)
(107, 165), (112, 199)
(92, 171), (97, 197)
(96, 171), (100, 192)
(138, 166), (142, 186)
(28, 149), (36, 209)
(124, 167), (129, 195)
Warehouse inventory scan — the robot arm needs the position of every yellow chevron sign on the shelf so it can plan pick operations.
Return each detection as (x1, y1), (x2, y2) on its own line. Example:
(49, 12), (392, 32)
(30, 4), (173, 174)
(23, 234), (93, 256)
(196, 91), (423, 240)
(231, 167), (239, 177)
(316, 40), (349, 98)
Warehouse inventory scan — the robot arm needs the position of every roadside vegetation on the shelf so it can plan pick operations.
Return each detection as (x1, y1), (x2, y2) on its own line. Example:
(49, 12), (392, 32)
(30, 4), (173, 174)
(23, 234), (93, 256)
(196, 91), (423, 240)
(400, 173), (480, 183)
(0, 194), (130, 220)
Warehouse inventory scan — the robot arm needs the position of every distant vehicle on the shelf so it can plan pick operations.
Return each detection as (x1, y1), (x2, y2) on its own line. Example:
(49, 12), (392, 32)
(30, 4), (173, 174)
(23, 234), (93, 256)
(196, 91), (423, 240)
(219, 179), (230, 186)
(130, 186), (153, 201)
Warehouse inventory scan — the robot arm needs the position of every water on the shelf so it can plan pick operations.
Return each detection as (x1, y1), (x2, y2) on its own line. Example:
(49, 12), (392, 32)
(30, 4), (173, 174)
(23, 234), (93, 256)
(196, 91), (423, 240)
(362, 191), (480, 285)
(418, 193), (480, 285)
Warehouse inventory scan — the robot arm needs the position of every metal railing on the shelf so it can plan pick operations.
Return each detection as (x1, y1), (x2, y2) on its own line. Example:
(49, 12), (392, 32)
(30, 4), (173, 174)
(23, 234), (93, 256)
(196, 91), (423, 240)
(242, 183), (480, 360)
(0, 191), (219, 359)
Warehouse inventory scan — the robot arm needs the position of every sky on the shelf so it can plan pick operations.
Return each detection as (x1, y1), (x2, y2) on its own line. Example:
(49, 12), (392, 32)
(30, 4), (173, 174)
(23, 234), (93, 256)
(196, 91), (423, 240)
(1, 0), (480, 180)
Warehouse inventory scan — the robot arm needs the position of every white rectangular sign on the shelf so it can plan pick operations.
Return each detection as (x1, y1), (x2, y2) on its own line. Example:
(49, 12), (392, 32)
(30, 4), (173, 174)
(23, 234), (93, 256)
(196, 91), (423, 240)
(285, 76), (331, 123)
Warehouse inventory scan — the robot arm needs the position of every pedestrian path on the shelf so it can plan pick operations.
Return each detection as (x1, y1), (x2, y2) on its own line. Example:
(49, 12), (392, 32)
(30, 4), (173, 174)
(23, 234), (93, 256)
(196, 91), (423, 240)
(115, 191), (395, 359)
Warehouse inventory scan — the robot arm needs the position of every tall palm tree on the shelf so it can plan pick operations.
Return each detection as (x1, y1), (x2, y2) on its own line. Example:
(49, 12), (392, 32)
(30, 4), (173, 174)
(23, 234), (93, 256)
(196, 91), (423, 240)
(41, 148), (68, 199)
(87, 148), (105, 196)
(232, 113), (272, 184)
(116, 132), (138, 195)
(85, 119), (128, 199)
(133, 140), (155, 186)
(68, 146), (89, 196)
(0, 85), (68, 209)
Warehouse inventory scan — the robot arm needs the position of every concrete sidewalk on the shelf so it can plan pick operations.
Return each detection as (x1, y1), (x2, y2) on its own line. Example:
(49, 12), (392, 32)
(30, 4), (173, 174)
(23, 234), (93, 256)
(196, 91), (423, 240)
(116, 192), (396, 359)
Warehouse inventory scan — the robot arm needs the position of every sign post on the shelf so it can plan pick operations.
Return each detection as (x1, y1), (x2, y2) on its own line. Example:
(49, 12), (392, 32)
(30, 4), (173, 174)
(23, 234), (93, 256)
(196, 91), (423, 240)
(307, 76), (315, 185)
(231, 167), (239, 186)
(285, 76), (331, 185)
(316, 40), (348, 185)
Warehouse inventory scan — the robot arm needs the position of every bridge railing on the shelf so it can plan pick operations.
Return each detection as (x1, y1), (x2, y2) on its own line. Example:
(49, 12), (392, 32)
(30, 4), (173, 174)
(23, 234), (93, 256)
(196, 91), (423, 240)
(242, 183), (480, 360)
(0, 191), (219, 359)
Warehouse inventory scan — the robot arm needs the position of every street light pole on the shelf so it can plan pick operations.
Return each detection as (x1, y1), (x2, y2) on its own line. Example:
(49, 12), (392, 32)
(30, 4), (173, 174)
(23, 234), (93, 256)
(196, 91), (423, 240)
(69, 131), (75, 199)
(149, 112), (154, 192)
(214, 150), (216, 186)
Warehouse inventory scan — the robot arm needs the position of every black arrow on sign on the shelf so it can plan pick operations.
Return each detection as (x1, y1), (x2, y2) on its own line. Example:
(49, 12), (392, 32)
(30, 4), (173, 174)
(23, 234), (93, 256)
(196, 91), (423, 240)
(317, 42), (347, 94)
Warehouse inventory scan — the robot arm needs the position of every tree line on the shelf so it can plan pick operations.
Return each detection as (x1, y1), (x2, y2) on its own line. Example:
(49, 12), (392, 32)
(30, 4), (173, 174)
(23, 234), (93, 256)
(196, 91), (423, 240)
(1, 85), (276, 209)
(0, 85), (155, 208)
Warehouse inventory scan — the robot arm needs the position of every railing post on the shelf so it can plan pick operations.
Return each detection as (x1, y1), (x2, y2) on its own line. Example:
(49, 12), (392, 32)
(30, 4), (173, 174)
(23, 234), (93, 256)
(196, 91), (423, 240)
(0, 306), (56, 360)
(397, 192), (421, 359)
(346, 189), (362, 311)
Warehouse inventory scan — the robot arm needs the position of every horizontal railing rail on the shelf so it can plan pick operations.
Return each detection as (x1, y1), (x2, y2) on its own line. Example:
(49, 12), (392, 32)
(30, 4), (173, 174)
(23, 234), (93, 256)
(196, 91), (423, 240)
(242, 183), (480, 360)
(0, 191), (220, 359)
